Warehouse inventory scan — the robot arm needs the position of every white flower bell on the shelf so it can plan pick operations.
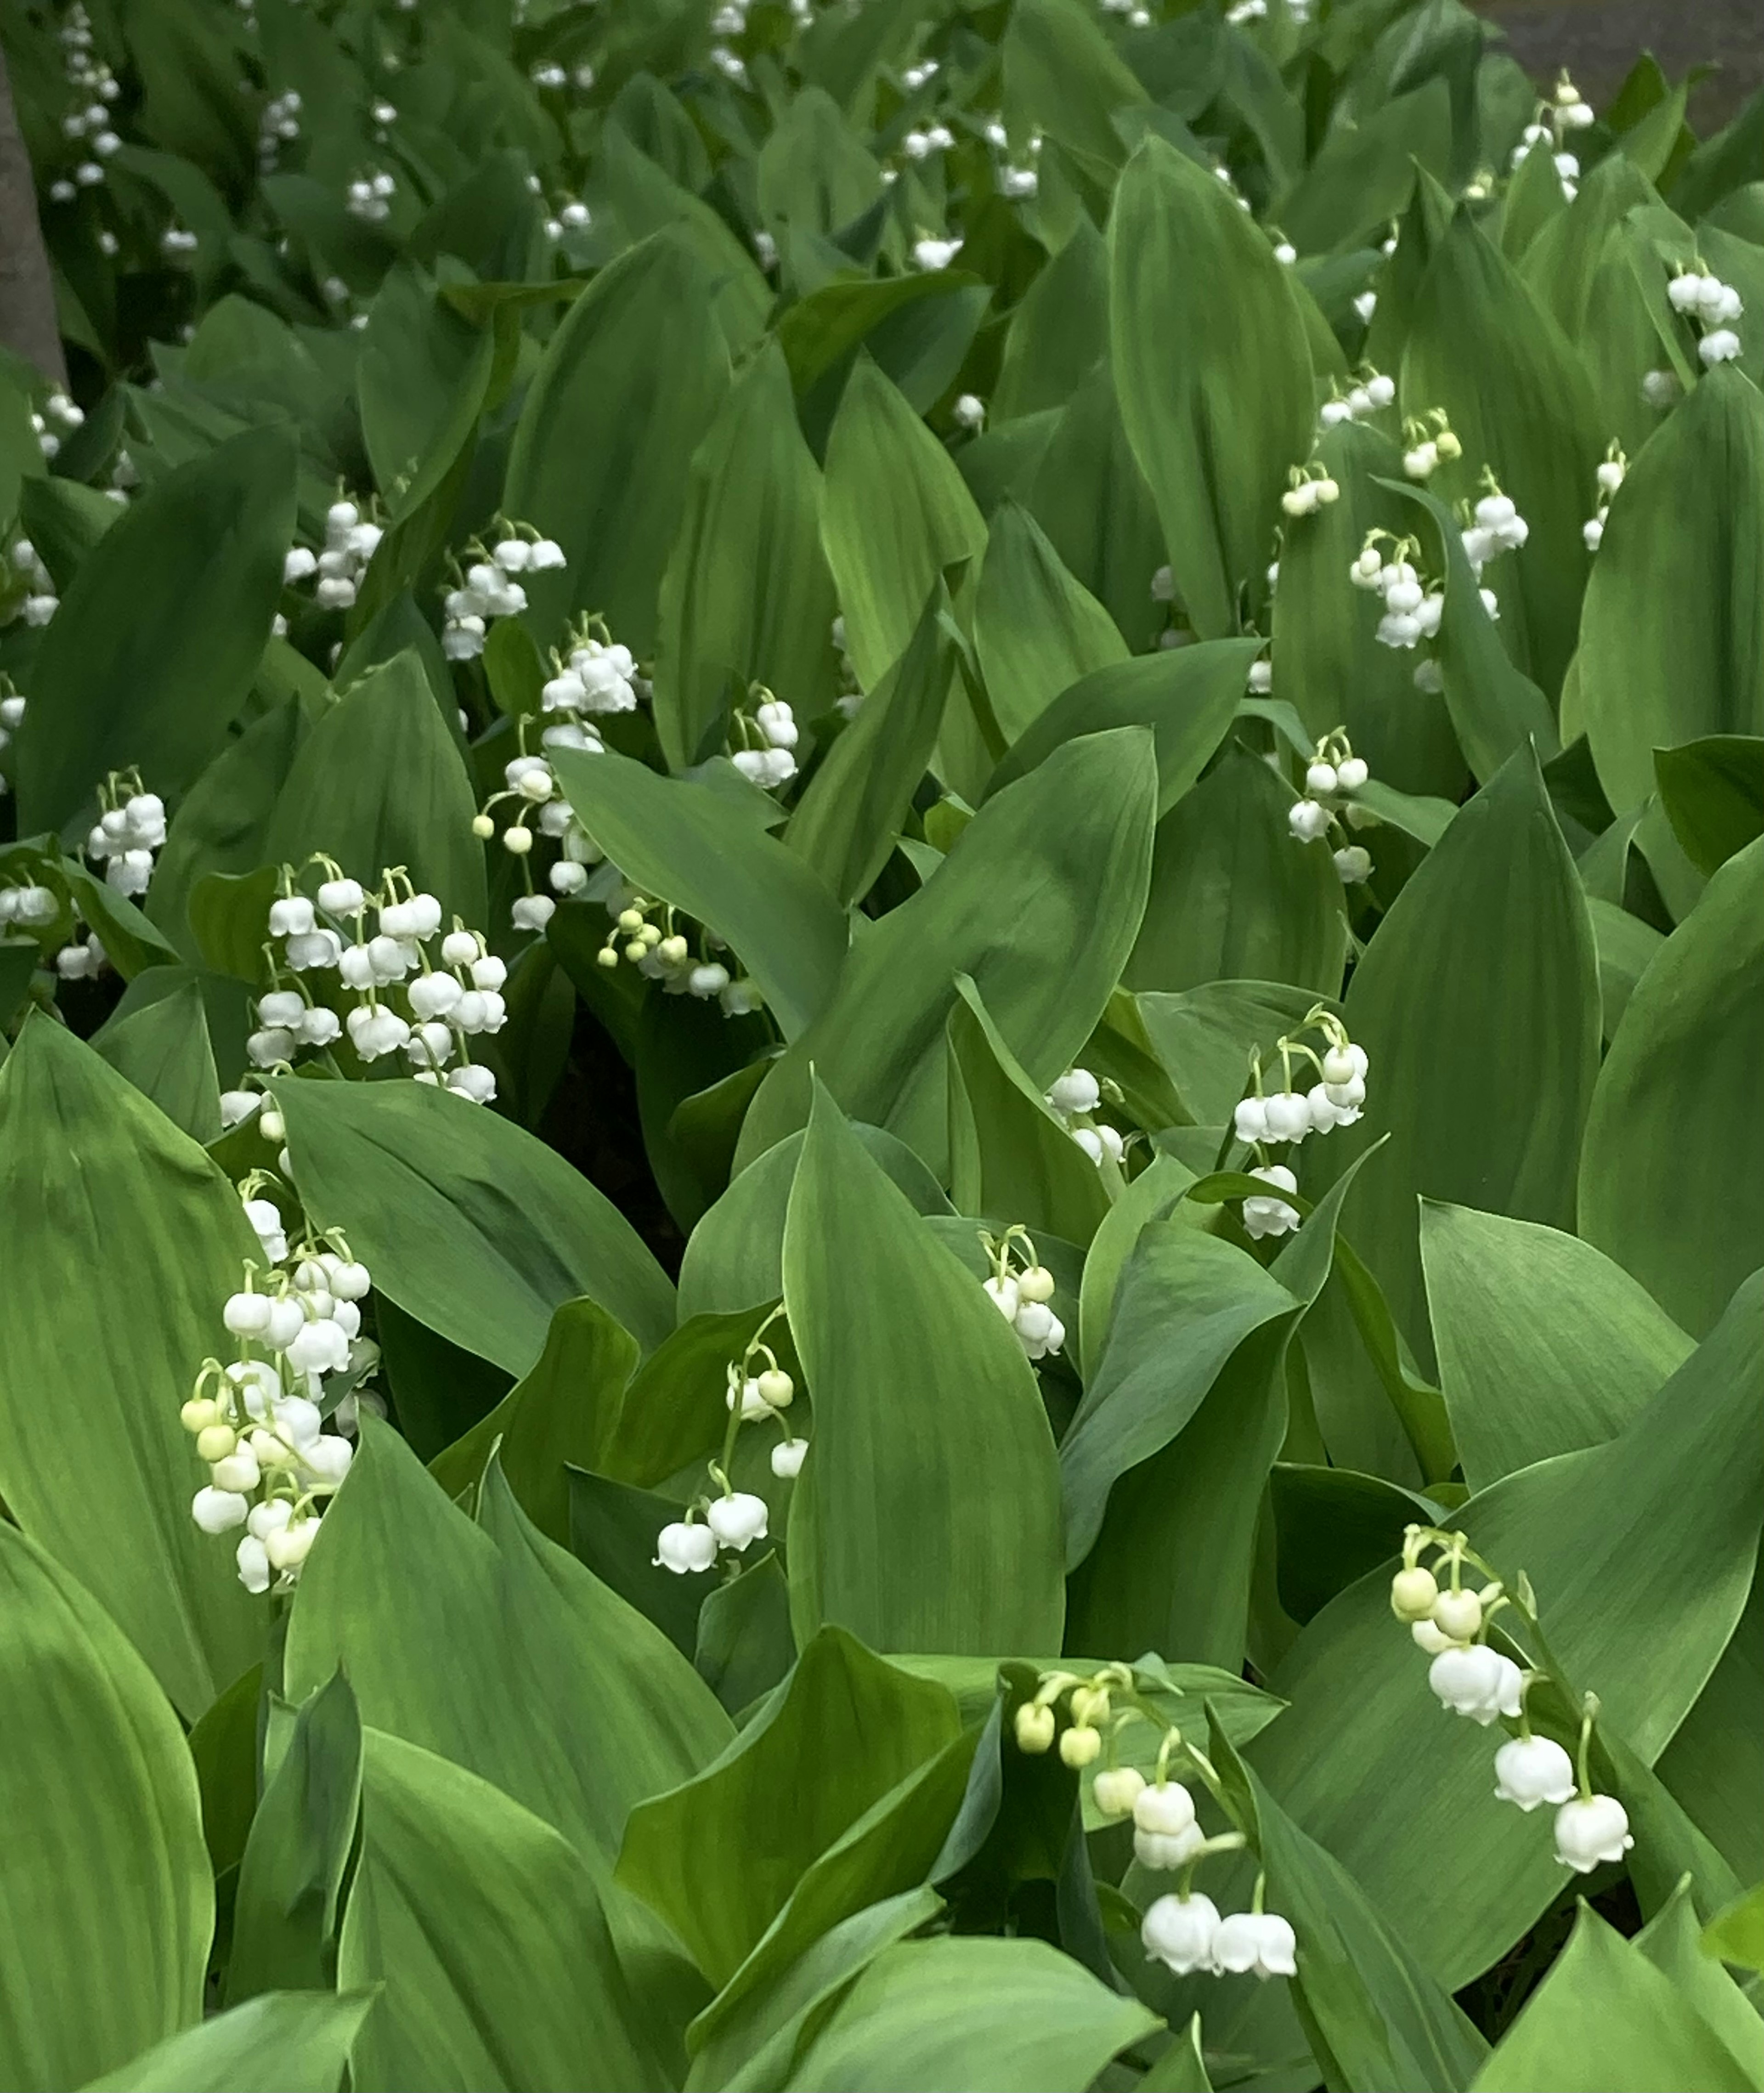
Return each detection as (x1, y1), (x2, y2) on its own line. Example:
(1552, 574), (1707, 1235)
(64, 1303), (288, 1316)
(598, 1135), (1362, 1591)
(1211, 1911), (1297, 1979)
(706, 1491), (769, 1552)
(1428, 1643), (1524, 1725)
(1142, 1893), (1221, 1976)
(1553, 1793), (1633, 1873)
(1242, 1164), (1300, 1240)
(1132, 1781), (1203, 1870)
(1493, 1735), (1576, 1812)
(654, 1521), (717, 1574)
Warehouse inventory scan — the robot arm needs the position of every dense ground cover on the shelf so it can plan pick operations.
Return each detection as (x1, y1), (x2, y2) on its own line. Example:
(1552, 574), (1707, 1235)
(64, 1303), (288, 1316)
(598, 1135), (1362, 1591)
(0, 0), (1761, 2088)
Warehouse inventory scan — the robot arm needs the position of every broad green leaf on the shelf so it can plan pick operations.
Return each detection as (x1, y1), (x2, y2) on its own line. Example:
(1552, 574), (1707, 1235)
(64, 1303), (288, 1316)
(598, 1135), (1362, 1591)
(1125, 745), (1348, 996)
(756, 84), (881, 247)
(1401, 205), (1601, 697)
(0, 1019), (262, 1717)
(226, 1669), (360, 2002)
(1636, 1882), (1764, 2086)
(620, 1627), (962, 1986)
(819, 354), (988, 691)
(973, 500), (1126, 743)
(947, 975), (1112, 1249)
(993, 221), (1107, 423)
(1655, 734), (1764, 876)
(984, 642), (1255, 815)
(287, 1428), (730, 1877)
(782, 1086), (1065, 1652)
(357, 261), (491, 500)
(1111, 136), (1313, 639)
(1138, 979), (1328, 1127)
(781, 1935), (1159, 2093)
(1581, 372), (1764, 814)
(595, 125), (770, 351)
(1003, 0), (1148, 169)
(1470, 1903), (1755, 2093)
(342, 1729), (667, 2093)
(551, 746), (848, 1040)
(1420, 1203), (1693, 1487)
(17, 428), (295, 836)
(737, 729), (1158, 1176)
(1314, 747), (1599, 1373)
(786, 585), (955, 906)
(1273, 422), (1465, 799)
(654, 339), (837, 770)
(273, 1075), (674, 1374)
(1657, 1567), (1764, 1889)
(80, 1993), (374, 2093)
(263, 651), (487, 931)
(1705, 1878), (1764, 1974)
(1077, 1148), (1197, 1382)
(92, 975), (222, 1143)
(1255, 1271), (1764, 1986)
(1579, 834), (1764, 1336)
(0, 1523), (210, 2093)
(503, 232), (731, 656)
(430, 1295), (639, 1544)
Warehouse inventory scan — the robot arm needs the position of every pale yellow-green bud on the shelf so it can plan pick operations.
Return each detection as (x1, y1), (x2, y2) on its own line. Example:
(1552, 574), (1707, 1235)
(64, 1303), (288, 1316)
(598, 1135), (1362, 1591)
(1060, 1724), (1102, 1768)
(180, 1397), (220, 1435)
(471, 814), (494, 839)
(196, 1424), (237, 1462)
(1390, 1565), (1439, 1622)
(1014, 1702), (1056, 1754)
(757, 1368), (793, 1410)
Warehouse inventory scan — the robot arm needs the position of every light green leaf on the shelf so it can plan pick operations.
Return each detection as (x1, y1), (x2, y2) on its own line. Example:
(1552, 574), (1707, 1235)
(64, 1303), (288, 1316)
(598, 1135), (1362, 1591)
(1579, 834), (1764, 1336)
(782, 1085), (1065, 1652)
(654, 339), (837, 770)
(92, 975), (222, 1143)
(503, 232), (731, 656)
(737, 728), (1157, 1176)
(620, 1626), (962, 1986)
(80, 1993), (374, 2093)
(820, 354), (988, 692)
(16, 427), (295, 836)
(1111, 136), (1313, 638)
(781, 1935), (1159, 2093)
(0, 1018), (262, 1717)
(1138, 979), (1328, 1127)
(551, 746), (848, 1040)
(974, 500), (1126, 743)
(1420, 1203), (1693, 1488)
(0, 1523), (210, 2093)
(342, 1729), (668, 2093)
(273, 1075), (674, 1374)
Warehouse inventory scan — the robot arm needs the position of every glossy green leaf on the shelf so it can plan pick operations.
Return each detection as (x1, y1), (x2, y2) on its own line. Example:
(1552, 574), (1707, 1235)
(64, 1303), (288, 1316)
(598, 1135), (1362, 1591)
(819, 354), (988, 692)
(1470, 1903), (1755, 2093)
(80, 1993), (374, 2093)
(263, 651), (487, 930)
(738, 729), (1157, 1175)
(1421, 1202), (1693, 1488)
(1313, 747), (1599, 1373)
(503, 232), (731, 655)
(782, 1086), (1065, 1652)
(287, 1428), (730, 1876)
(654, 339), (837, 770)
(1138, 979), (1327, 1127)
(786, 584), (955, 906)
(1111, 136), (1313, 639)
(92, 975), (221, 1143)
(274, 1075), (673, 1374)
(1579, 834), (1764, 1336)
(1654, 734), (1764, 877)
(342, 1729), (667, 2093)
(620, 1627), (962, 1985)
(973, 500), (1126, 743)
(16, 427), (295, 836)
(0, 1018), (262, 1717)
(0, 1523), (210, 2093)
(552, 746), (848, 1040)
(781, 1935), (1159, 2093)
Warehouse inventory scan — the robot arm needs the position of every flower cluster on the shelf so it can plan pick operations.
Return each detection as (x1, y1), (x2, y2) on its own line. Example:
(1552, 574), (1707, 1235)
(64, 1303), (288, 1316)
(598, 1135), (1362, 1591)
(912, 234), (963, 272)
(1014, 1667), (1298, 1981)
(33, 389), (85, 463)
(1399, 410), (1463, 481)
(180, 1192), (374, 1591)
(472, 738), (605, 933)
(1390, 1527), (1635, 1876)
(543, 196), (592, 244)
(44, 6), (121, 203)
(1461, 481), (1531, 571)
(730, 687), (800, 790)
(1582, 446), (1626, 552)
(282, 498), (384, 615)
(1350, 533), (1443, 654)
(258, 89), (302, 170)
(5, 535), (59, 628)
(440, 523), (565, 659)
(1667, 261), (1745, 368)
(345, 170), (396, 222)
(589, 891), (759, 1015)
(654, 1307), (804, 1573)
(1279, 461), (1340, 520)
(1046, 1065), (1124, 1167)
(232, 862), (506, 1105)
(0, 682), (25, 787)
(981, 1226), (1066, 1363)
(1287, 730), (1372, 883)
(1231, 1009), (1368, 1238)
(1319, 368), (1396, 428)
(84, 769), (166, 897)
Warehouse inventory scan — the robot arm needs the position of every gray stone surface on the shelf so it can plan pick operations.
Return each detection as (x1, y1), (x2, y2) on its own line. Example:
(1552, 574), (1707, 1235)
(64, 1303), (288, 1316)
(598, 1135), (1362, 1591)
(1477, 0), (1764, 130)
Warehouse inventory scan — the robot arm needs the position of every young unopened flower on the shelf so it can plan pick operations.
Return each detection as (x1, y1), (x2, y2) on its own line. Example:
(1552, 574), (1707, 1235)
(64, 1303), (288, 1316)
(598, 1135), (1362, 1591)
(1554, 1793), (1633, 1872)
(1431, 1587), (1482, 1640)
(1133, 1782), (1203, 1870)
(1047, 1068), (1100, 1116)
(1014, 1701), (1056, 1753)
(1093, 1765), (1146, 1817)
(1060, 1724), (1102, 1768)
(770, 1437), (807, 1479)
(1142, 1893), (1221, 1976)
(1389, 1565), (1439, 1621)
(1493, 1735), (1576, 1812)
(1289, 799), (1329, 843)
(1428, 1643), (1524, 1725)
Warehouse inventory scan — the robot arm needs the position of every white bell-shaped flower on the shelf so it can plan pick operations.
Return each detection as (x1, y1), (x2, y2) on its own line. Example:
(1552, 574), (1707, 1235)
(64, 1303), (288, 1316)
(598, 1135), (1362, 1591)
(268, 896), (315, 938)
(192, 1484), (249, 1533)
(1553, 1793), (1633, 1873)
(1493, 1734), (1576, 1812)
(1243, 1164), (1300, 1239)
(770, 1437), (807, 1479)
(224, 1290), (273, 1338)
(286, 928), (342, 972)
(1234, 1095), (1269, 1144)
(266, 1517), (317, 1573)
(1092, 1765), (1145, 1818)
(211, 1445), (260, 1493)
(1047, 1068), (1101, 1116)
(706, 1491), (769, 1551)
(1142, 1893), (1221, 1976)
(512, 894), (556, 931)
(654, 1520), (718, 1573)
(1212, 1911), (1297, 1979)
(1262, 1090), (1313, 1142)
(1336, 756), (1368, 792)
(984, 1274), (1020, 1322)
(236, 1534), (272, 1593)
(1428, 1643), (1524, 1725)
(1289, 799), (1330, 843)
(301, 1436), (354, 1487)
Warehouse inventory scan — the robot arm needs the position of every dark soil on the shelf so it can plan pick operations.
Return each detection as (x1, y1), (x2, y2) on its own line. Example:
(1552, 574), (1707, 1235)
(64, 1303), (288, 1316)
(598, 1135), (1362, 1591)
(1476, 0), (1764, 130)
